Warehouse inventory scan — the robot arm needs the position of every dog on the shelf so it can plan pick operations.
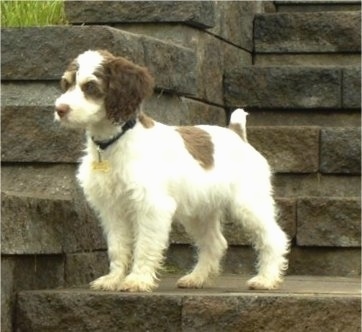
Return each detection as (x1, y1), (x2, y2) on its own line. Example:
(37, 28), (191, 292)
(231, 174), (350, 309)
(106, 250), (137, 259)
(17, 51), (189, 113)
(55, 50), (289, 292)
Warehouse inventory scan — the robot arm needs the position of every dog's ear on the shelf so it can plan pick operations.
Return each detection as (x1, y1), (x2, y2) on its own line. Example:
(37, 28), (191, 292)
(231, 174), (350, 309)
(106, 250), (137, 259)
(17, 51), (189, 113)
(103, 56), (154, 123)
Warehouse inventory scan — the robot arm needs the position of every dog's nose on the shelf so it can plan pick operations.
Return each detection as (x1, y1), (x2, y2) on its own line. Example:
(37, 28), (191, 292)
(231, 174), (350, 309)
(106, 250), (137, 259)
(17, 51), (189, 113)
(56, 104), (70, 118)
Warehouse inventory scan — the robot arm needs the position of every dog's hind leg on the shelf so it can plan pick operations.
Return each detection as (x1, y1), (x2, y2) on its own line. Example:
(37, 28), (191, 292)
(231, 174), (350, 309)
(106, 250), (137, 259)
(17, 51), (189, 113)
(231, 196), (289, 290)
(177, 212), (227, 289)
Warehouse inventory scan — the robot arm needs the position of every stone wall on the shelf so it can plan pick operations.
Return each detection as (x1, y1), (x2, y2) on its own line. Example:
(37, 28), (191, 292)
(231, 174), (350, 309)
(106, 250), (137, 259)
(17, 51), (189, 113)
(1, 1), (361, 331)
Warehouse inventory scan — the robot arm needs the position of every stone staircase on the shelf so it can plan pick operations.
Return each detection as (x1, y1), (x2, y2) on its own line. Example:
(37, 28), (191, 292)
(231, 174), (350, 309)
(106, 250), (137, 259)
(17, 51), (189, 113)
(1, 1), (361, 331)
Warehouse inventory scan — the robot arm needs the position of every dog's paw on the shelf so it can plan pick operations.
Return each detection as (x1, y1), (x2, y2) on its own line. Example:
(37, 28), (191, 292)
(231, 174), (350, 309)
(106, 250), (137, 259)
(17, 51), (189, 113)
(177, 274), (206, 289)
(247, 275), (281, 290)
(119, 274), (157, 292)
(90, 273), (124, 291)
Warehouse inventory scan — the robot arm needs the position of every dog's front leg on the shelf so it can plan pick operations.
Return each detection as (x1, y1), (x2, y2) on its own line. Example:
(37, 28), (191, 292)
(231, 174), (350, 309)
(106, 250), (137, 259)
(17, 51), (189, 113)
(120, 195), (176, 292)
(90, 217), (133, 291)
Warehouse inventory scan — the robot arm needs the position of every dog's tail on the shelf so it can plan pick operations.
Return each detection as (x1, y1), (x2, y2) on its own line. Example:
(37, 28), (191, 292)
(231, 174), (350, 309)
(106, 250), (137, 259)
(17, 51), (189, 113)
(228, 108), (248, 142)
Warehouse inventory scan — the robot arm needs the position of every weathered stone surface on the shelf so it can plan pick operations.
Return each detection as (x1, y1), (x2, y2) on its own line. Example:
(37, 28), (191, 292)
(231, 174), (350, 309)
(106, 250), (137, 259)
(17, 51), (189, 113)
(118, 23), (251, 105)
(1, 105), (84, 163)
(343, 67), (361, 109)
(297, 198), (361, 247)
(17, 291), (183, 332)
(2, 255), (65, 332)
(1, 164), (76, 199)
(245, 109), (361, 127)
(182, 294), (360, 332)
(1, 26), (197, 96)
(1, 193), (70, 254)
(275, 0), (361, 12)
(65, 0), (215, 28)
(255, 53), (362, 66)
(248, 126), (320, 173)
(16, 277), (361, 332)
(320, 128), (361, 174)
(288, 247), (361, 276)
(254, 12), (361, 53)
(224, 66), (341, 109)
(273, 173), (361, 198)
(65, 252), (108, 287)
(208, 1), (260, 51)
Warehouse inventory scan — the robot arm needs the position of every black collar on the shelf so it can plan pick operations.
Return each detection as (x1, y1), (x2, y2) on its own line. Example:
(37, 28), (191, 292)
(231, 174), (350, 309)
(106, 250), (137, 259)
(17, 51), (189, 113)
(91, 119), (136, 150)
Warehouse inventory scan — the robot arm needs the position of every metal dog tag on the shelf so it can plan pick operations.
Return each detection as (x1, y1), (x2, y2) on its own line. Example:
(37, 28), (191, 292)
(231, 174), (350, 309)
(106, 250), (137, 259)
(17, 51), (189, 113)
(92, 148), (111, 172)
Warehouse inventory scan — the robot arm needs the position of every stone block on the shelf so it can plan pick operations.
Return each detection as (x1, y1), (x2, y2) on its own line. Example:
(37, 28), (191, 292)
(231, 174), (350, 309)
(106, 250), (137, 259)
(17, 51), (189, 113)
(224, 66), (341, 109)
(343, 67), (361, 109)
(1, 26), (197, 96)
(65, 252), (108, 287)
(248, 126), (320, 173)
(17, 291), (183, 332)
(182, 294), (361, 332)
(119, 23), (251, 105)
(2, 255), (64, 332)
(1, 193), (67, 254)
(288, 247), (361, 276)
(273, 173), (361, 198)
(1, 164), (77, 199)
(254, 12), (361, 53)
(320, 128), (361, 174)
(1, 105), (84, 163)
(297, 198), (361, 247)
(65, 0), (215, 28)
(208, 1), (259, 51)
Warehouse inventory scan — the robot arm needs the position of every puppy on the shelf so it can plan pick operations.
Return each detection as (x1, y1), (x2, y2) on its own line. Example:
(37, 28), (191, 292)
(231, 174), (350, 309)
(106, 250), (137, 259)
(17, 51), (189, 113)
(55, 50), (289, 292)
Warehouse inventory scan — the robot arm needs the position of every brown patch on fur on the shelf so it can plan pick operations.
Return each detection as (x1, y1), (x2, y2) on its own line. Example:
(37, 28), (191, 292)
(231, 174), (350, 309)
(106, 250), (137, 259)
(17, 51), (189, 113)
(100, 51), (155, 124)
(229, 123), (248, 142)
(176, 126), (214, 170)
(60, 59), (78, 92)
(138, 112), (155, 128)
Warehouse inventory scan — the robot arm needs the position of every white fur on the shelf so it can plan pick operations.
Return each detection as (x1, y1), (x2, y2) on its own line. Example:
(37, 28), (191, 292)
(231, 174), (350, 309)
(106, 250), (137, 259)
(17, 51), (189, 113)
(55, 51), (289, 292)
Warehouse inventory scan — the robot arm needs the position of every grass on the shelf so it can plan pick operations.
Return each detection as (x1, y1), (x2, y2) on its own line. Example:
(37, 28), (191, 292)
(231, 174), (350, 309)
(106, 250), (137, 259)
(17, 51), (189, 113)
(1, 0), (67, 27)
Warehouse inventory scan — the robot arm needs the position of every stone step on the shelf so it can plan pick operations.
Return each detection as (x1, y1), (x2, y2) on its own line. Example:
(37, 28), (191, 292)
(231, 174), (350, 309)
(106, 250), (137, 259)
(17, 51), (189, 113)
(2, 189), (360, 273)
(64, 0), (215, 28)
(15, 275), (361, 332)
(1, 26), (197, 97)
(275, 1), (361, 12)
(224, 65), (361, 109)
(254, 11), (361, 54)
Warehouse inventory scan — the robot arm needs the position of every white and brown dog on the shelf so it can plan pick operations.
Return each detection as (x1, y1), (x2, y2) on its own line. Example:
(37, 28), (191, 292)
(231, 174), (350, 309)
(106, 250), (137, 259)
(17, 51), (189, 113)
(55, 50), (289, 292)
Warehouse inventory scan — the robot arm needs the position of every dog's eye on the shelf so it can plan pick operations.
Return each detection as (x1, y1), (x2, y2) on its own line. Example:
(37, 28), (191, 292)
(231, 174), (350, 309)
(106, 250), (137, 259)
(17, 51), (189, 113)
(60, 78), (71, 92)
(82, 81), (103, 98)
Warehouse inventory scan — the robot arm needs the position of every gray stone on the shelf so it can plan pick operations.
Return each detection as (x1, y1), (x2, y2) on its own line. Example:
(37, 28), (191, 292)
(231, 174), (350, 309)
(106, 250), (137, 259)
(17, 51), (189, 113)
(343, 67), (361, 109)
(1, 105), (84, 163)
(65, 252), (109, 287)
(65, 0), (215, 28)
(182, 294), (360, 332)
(273, 173), (361, 198)
(17, 291), (183, 332)
(208, 1), (261, 51)
(224, 66), (341, 109)
(248, 126), (320, 173)
(1, 164), (76, 200)
(320, 128), (361, 174)
(2, 255), (65, 332)
(288, 247), (361, 276)
(297, 198), (361, 247)
(254, 12), (361, 53)
(275, 0), (361, 12)
(118, 23), (251, 105)
(1, 193), (67, 254)
(1, 26), (197, 96)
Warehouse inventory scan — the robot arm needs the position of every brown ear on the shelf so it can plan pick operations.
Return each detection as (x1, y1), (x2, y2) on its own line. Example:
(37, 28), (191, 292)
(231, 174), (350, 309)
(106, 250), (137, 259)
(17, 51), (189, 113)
(104, 56), (154, 123)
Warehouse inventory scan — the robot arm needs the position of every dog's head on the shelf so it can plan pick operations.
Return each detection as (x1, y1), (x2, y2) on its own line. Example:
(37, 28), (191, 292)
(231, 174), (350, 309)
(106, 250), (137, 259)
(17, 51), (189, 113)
(54, 50), (154, 128)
